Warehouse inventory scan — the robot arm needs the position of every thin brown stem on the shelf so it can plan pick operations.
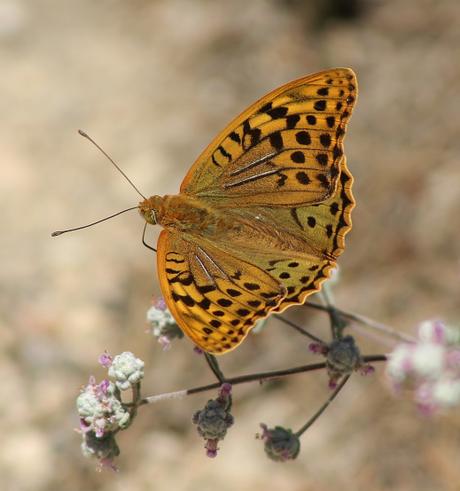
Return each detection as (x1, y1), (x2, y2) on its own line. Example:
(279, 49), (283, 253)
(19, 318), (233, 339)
(295, 375), (350, 437)
(204, 353), (226, 384)
(134, 354), (386, 407)
(305, 302), (415, 343)
(274, 314), (326, 344)
(362, 354), (387, 363)
(320, 285), (346, 339)
(140, 361), (328, 405)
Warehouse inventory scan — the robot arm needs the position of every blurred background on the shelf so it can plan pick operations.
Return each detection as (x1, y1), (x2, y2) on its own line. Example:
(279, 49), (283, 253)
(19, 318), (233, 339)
(1, 0), (459, 490)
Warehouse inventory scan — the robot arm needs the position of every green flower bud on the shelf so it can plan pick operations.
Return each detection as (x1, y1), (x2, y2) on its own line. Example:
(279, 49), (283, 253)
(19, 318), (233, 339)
(327, 335), (361, 375)
(259, 424), (300, 462)
(192, 399), (234, 441)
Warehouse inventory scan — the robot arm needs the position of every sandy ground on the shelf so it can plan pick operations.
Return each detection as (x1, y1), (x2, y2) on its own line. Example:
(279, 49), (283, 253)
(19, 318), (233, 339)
(1, 0), (460, 490)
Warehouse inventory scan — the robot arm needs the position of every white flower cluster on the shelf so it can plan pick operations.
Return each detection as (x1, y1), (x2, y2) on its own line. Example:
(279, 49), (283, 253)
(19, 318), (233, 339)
(77, 377), (130, 438)
(77, 351), (146, 469)
(147, 298), (183, 350)
(386, 320), (460, 414)
(108, 351), (145, 391)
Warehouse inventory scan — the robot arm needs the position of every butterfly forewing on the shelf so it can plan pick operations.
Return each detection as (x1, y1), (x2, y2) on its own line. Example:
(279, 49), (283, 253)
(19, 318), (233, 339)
(181, 68), (357, 207)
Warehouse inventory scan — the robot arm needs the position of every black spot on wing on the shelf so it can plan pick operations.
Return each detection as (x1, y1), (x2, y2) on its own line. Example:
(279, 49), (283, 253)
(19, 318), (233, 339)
(286, 114), (300, 129)
(267, 106), (289, 119)
(296, 171), (310, 185)
(330, 202), (339, 215)
(319, 134), (331, 148)
(229, 131), (241, 144)
(244, 282), (260, 291)
(314, 100), (326, 111)
(259, 102), (273, 113)
(226, 288), (242, 297)
(326, 116), (335, 128)
(317, 174), (330, 189)
(198, 285), (217, 294)
(291, 151), (305, 164)
(307, 216), (316, 228)
(217, 298), (233, 307)
(316, 153), (328, 166)
(269, 131), (284, 151)
(296, 131), (311, 146)
(199, 298), (211, 310)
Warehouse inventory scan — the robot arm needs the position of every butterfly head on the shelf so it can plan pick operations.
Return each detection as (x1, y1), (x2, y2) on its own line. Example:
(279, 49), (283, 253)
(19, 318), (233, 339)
(138, 195), (162, 225)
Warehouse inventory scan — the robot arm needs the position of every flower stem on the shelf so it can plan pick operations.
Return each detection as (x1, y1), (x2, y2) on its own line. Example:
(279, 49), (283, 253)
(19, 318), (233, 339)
(139, 355), (386, 406)
(204, 353), (227, 384)
(140, 361), (328, 405)
(320, 285), (346, 339)
(305, 301), (415, 343)
(295, 374), (351, 437)
(274, 314), (326, 344)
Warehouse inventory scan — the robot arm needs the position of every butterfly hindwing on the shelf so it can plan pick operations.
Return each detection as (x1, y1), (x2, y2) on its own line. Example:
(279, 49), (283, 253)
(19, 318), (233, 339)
(244, 155), (354, 260)
(157, 231), (286, 354)
(181, 68), (357, 207)
(257, 157), (354, 311)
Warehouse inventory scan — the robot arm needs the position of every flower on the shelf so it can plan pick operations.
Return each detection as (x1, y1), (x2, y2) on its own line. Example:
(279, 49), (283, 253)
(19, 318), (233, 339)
(77, 377), (130, 438)
(98, 351), (113, 368)
(327, 336), (368, 388)
(310, 335), (373, 388)
(327, 336), (362, 374)
(386, 320), (460, 414)
(258, 424), (300, 462)
(386, 343), (414, 385)
(204, 439), (219, 458)
(81, 431), (120, 471)
(108, 352), (144, 391)
(193, 399), (234, 440)
(192, 384), (234, 457)
(147, 298), (183, 350)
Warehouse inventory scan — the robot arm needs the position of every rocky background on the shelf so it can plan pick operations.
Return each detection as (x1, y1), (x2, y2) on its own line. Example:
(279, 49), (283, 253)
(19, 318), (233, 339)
(1, 1), (459, 490)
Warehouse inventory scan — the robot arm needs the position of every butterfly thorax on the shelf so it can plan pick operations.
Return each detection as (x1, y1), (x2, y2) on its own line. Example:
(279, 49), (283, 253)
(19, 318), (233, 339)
(139, 194), (236, 237)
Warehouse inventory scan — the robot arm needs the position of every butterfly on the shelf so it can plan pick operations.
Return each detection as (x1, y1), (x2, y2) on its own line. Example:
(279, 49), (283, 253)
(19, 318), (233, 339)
(139, 68), (357, 354)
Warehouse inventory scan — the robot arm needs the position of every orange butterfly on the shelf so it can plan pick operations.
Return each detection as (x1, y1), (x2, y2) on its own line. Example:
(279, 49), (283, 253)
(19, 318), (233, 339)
(137, 68), (357, 354)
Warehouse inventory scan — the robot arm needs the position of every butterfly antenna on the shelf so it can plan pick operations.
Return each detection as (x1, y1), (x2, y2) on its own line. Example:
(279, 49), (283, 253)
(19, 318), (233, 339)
(78, 129), (147, 200)
(51, 206), (139, 237)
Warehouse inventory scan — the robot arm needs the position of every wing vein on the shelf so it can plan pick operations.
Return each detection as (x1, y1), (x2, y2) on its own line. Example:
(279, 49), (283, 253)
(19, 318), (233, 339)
(223, 169), (280, 189)
(229, 151), (278, 177)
